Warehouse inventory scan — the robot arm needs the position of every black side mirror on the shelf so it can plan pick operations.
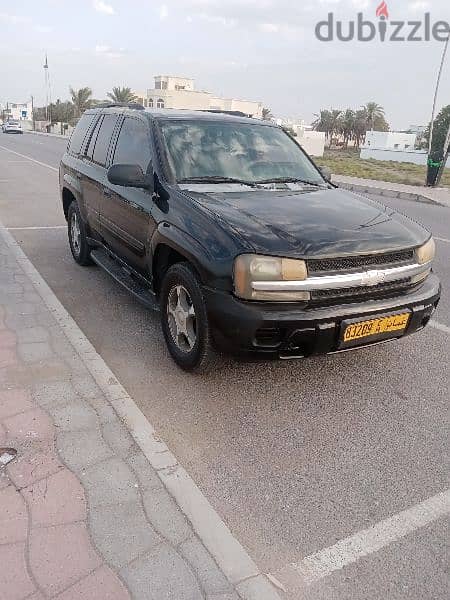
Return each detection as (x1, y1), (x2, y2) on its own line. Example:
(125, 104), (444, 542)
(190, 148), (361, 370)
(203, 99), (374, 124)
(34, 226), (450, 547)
(319, 166), (332, 181)
(107, 164), (152, 191)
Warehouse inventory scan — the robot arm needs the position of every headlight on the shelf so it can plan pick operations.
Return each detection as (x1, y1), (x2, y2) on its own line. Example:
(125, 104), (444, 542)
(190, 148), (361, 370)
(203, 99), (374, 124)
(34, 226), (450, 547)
(415, 237), (435, 265)
(234, 254), (309, 301)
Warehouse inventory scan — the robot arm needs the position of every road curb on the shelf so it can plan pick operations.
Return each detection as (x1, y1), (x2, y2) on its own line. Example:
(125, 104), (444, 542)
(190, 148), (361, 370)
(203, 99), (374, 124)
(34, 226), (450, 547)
(0, 220), (282, 600)
(334, 180), (442, 205)
(25, 130), (69, 139)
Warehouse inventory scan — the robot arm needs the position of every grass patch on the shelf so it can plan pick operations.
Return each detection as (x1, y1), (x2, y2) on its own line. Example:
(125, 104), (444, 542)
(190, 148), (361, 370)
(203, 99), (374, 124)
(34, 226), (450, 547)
(315, 149), (450, 188)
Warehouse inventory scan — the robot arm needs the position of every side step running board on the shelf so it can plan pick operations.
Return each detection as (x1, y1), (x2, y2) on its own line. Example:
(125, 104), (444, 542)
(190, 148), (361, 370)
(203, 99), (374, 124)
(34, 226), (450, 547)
(90, 249), (159, 312)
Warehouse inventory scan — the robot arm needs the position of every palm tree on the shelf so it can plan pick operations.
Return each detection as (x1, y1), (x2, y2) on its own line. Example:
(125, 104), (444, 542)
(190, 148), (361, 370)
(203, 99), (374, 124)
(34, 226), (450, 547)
(338, 109), (356, 148)
(262, 107), (273, 121)
(312, 110), (333, 143)
(329, 109), (342, 146)
(70, 87), (93, 117)
(354, 109), (368, 148)
(363, 102), (385, 131)
(107, 87), (137, 103)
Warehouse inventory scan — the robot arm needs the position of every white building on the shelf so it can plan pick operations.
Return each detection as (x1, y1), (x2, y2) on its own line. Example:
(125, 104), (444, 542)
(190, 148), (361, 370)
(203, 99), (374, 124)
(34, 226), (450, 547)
(274, 118), (325, 157)
(360, 130), (449, 168)
(3, 101), (32, 122)
(134, 76), (263, 118)
(363, 131), (417, 151)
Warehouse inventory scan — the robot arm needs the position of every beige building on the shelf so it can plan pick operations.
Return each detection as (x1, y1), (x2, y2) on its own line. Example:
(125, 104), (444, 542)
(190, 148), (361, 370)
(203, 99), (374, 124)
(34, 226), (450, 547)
(135, 76), (262, 118)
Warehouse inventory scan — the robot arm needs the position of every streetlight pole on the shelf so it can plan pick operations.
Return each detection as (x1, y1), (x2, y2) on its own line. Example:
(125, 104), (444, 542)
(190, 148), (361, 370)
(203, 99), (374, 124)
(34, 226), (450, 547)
(427, 34), (449, 156)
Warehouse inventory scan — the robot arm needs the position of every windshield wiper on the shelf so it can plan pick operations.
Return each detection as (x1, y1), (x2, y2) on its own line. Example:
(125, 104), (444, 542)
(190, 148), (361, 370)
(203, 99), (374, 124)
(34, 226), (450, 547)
(254, 177), (324, 187)
(178, 176), (260, 188)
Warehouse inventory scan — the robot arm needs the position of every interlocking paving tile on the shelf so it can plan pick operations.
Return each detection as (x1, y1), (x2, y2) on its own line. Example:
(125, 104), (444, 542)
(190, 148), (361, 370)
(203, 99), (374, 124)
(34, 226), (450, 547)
(29, 522), (102, 596)
(23, 468), (86, 527)
(0, 542), (36, 600)
(0, 486), (28, 544)
(54, 565), (130, 600)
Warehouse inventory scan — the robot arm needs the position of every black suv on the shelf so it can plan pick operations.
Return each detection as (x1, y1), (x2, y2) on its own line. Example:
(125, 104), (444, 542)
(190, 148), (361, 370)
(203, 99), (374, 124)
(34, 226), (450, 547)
(60, 104), (440, 371)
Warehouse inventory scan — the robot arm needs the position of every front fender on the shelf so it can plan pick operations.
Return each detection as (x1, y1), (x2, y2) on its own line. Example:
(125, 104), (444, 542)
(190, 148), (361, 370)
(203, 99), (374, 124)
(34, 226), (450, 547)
(150, 223), (232, 290)
(63, 172), (82, 197)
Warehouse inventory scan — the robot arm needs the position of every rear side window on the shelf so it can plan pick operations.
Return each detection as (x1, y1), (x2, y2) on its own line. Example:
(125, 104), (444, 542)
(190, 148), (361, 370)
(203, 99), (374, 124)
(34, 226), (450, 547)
(85, 117), (103, 160)
(92, 114), (118, 166)
(113, 118), (152, 173)
(68, 114), (95, 155)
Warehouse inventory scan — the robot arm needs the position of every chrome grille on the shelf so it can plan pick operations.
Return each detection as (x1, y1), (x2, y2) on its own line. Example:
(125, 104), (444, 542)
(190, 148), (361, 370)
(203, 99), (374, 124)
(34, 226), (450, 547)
(311, 278), (415, 304)
(308, 250), (415, 274)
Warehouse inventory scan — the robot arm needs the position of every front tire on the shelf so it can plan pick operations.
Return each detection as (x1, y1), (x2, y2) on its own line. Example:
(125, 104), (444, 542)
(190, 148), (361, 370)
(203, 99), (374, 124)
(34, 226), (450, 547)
(160, 263), (216, 372)
(67, 202), (92, 266)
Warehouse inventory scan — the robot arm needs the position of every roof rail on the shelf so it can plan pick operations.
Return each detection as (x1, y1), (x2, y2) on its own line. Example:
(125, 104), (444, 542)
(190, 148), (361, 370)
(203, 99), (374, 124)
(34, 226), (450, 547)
(95, 102), (145, 110)
(202, 109), (251, 118)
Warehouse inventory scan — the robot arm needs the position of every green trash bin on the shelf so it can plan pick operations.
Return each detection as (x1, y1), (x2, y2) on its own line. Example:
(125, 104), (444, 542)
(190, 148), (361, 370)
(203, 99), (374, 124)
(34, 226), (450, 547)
(426, 152), (443, 187)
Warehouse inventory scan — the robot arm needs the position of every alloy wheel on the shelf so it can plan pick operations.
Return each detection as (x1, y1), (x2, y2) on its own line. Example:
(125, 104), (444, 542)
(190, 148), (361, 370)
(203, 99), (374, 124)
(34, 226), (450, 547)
(70, 211), (81, 257)
(167, 284), (197, 352)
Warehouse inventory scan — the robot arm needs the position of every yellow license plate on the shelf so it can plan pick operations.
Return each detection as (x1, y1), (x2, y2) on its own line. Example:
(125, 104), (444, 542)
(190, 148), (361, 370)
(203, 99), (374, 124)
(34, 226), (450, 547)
(343, 313), (410, 343)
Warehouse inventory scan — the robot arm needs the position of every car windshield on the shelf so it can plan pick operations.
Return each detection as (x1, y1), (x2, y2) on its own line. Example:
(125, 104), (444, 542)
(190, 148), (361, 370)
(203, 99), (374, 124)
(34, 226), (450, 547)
(159, 119), (325, 186)
(9, 121), (19, 125)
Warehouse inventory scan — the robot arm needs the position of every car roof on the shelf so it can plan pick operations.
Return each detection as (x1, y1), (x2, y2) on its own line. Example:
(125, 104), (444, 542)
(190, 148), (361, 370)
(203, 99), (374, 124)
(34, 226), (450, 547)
(85, 106), (273, 127)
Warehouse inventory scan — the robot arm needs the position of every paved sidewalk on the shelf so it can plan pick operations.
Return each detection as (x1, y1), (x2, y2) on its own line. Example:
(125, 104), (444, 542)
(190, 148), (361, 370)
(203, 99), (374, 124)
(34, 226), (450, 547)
(332, 174), (450, 207)
(0, 223), (279, 599)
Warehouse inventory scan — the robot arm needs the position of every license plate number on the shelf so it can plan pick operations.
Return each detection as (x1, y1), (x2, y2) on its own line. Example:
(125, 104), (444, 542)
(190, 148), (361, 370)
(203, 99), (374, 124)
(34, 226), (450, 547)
(343, 313), (410, 343)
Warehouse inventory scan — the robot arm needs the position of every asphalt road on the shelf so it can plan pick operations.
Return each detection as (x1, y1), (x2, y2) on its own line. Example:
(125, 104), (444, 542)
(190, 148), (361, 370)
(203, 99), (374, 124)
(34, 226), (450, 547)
(0, 132), (449, 599)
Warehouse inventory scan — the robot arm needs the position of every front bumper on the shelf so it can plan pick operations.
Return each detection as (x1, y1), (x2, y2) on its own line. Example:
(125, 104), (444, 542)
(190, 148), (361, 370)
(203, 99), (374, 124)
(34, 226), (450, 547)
(204, 274), (441, 358)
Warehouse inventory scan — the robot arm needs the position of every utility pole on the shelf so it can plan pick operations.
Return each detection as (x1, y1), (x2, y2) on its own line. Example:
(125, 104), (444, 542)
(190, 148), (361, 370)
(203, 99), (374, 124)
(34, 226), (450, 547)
(44, 53), (52, 128)
(31, 95), (35, 131)
(426, 34), (449, 182)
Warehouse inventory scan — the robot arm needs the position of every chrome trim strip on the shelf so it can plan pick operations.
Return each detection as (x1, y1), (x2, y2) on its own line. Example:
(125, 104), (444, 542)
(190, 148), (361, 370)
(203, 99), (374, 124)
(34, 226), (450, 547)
(252, 262), (431, 292)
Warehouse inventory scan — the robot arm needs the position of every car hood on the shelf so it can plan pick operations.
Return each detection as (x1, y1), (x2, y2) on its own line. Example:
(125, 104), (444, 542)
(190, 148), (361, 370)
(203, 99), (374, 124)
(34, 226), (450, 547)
(187, 187), (429, 258)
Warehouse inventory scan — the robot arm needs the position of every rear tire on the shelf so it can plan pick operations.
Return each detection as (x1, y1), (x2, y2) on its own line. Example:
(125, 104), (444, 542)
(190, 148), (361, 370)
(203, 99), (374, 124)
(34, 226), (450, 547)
(160, 262), (216, 372)
(67, 201), (93, 266)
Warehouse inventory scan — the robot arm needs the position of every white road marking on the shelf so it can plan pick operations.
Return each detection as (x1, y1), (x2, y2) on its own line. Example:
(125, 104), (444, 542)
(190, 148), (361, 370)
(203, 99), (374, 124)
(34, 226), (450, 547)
(435, 236), (450, 244)
(271, 489), (450, 587)
(0, 145), (58, 172)
(7, 225), (66, 231)
(429, 320), (450, 335)
(0, 219), (280, 600)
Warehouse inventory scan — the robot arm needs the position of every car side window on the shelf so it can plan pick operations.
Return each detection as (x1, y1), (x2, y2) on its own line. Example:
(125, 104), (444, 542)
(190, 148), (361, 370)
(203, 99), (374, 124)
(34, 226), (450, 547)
(68, 114), (95, 155)
(84, 116), (103, 160)
(113, 118), (152, 173)
(92, 114), (118, 167)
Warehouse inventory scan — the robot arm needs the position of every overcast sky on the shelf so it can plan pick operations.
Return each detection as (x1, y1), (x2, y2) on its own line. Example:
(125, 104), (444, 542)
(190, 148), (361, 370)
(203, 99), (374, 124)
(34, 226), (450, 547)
(0, 0), (449, 129)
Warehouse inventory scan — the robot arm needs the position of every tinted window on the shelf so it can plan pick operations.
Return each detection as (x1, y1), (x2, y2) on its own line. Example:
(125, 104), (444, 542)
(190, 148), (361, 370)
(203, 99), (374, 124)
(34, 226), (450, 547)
(85, 116), (103, 160)
(113, 118), (152, 173)
(68, 114), (95, 154)
(92, 114), (118, 166)
(160, 120), (324, 185)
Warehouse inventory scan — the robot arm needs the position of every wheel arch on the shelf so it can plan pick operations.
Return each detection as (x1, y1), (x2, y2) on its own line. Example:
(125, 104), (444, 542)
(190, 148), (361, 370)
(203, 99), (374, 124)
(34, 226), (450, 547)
(151, 225), (210, 296)
(62, 187), (76, 221)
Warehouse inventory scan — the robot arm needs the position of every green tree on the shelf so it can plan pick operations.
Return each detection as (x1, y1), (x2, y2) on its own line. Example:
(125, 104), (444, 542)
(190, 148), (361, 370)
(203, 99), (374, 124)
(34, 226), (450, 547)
(49, 99), (74, 124)
(329, 109), (342, 146)
(362, 102), (386, 131)
(262, 107), (273, 121)
(312, 110), (333, 143)
(107, 86), (137, 103)
(70, 87), (93, 117)
(426, 105), (450, 154)
(338, 109), (356, 148)
(353, 109), (369, 149)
